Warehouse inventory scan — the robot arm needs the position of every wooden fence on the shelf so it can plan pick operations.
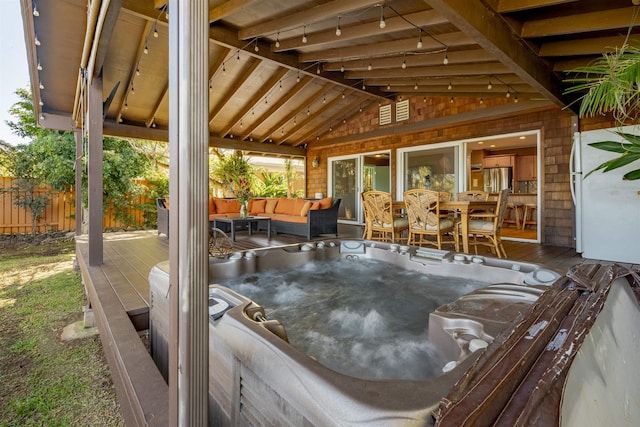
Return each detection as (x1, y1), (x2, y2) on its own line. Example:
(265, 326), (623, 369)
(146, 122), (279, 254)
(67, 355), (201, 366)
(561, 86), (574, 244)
(0, 177), (153, 234)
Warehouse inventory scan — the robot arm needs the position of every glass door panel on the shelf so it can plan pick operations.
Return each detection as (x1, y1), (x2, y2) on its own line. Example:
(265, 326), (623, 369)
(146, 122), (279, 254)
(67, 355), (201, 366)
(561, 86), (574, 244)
(331, 157), (359, 222)
(403, 146), (457, 196)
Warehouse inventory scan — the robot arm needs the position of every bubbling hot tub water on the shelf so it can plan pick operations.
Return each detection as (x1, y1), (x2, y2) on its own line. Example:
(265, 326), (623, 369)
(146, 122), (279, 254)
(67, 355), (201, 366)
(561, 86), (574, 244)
(217, 257), (489, 380)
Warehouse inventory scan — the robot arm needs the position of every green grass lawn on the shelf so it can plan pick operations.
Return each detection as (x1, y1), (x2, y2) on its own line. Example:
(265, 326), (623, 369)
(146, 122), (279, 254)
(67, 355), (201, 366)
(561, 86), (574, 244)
(0, 237), (124, 426)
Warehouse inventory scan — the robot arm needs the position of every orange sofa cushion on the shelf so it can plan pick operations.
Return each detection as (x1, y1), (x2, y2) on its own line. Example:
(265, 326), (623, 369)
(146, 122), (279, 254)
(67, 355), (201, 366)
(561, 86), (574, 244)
(275, 197), (295, 215)
(265, 198), (278, 214)
(250, 199), (267, 214)
(318, 197), (333, 209)
(310, 201), (320, 210)
(208, 196), (216, 214)
(214, 198), (240, 214)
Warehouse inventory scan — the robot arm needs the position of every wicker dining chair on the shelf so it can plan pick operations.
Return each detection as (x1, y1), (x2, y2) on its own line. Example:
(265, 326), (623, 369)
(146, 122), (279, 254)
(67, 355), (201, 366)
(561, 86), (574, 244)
(465, 188), (510, 258)
(361, 190), (408, 243)
(403, 189), (458, 251)
(456, 191), (489, 201)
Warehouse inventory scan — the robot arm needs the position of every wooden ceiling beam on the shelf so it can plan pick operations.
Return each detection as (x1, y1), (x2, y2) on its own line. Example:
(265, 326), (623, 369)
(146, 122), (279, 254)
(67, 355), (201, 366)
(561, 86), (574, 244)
(209, 0), (260, 23)
(425, 0), (565, 107)
(346, 62), (512, 79)
(300, 32), (474, 62)
(273, 10), (447, 52)
(363, 74), (526, 86)
(239, 75), (314, 140)
(208, 136), (307, 157)
(377, 83), (537, 93)
(323, 48), (493, 71)
(292, 96), (371, 146)
(522, 7), (640, 38)
(496, 0), (578, 13)
(238, 0), (382, 40)
(219, 68), (289, 137)
(260, 83), (334, 143)
(539, 35), (639, 57)
(146, 83), (168, 127)
(208, 58), (262, 122)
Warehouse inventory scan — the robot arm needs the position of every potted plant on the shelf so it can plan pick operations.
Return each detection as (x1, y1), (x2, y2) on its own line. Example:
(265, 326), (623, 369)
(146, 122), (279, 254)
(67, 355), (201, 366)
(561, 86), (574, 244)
(565, 43), (640, 180)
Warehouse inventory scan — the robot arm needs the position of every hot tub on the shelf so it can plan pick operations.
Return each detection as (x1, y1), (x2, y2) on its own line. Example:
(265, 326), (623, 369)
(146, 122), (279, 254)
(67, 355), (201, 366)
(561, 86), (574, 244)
(149, 240), (560, 426)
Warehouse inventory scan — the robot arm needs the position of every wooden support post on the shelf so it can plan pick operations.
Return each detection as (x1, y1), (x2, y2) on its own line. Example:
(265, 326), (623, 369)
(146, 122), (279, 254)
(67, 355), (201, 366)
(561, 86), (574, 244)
(168, 0), (210, 425)
(87, 75), (103, 266)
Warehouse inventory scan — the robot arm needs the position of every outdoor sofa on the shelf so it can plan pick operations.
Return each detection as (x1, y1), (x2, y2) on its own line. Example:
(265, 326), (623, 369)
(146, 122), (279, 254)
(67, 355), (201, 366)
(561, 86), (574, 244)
(156, 196), (341, 240)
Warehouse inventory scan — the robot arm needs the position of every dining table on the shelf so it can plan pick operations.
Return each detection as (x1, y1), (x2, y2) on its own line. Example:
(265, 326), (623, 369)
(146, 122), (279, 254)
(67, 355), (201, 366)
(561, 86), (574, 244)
(393, 199), (499, 254)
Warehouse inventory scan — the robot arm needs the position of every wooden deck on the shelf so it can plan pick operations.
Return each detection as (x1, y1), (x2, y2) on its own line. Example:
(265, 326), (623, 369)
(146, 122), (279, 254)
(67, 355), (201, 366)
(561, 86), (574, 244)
(75, 224), (620, 426)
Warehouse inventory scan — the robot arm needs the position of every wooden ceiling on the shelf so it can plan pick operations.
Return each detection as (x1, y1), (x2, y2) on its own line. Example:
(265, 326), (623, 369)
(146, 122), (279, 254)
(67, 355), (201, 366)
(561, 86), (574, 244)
(23, 0), (640, 157)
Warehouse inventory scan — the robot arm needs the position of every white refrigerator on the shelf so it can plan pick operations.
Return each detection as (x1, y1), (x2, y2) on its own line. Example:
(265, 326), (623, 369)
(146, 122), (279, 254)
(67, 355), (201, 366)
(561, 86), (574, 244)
(570, 125), (640, 264)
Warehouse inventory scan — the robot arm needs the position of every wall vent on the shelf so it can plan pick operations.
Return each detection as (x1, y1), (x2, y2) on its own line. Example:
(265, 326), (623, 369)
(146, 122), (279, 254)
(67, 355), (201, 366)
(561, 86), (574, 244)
(396, 99), (410, 122)
(379, 104), (392, 126)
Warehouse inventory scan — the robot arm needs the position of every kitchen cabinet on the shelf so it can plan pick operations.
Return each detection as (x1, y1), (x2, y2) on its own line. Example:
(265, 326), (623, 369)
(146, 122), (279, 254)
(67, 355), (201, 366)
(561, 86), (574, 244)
(482, 155), (514, 168)
(516, 155), (536, 181)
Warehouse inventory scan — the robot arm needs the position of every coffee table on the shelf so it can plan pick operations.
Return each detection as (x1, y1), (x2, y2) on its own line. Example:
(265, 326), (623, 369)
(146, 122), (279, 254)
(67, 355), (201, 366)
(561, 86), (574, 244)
(212, 216), (271, 242)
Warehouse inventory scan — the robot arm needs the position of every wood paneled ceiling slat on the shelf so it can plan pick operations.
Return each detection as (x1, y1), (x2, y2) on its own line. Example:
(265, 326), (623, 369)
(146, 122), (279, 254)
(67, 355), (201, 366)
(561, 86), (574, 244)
(272, 10), (448, 52)
(208, 58), (262, 122)
(292, 96), (371, 146)
(300, 32), (474, 62)
(209, 0), (260, 23)
(239, 75), (314, 140)
(237, 0), (382, 40)
(220, 68), (289, 137)
(346, 62), (513, 79)
(539, 35), (640, 57)
(278, 89), (345, 143)
(259, 82), (334, 143)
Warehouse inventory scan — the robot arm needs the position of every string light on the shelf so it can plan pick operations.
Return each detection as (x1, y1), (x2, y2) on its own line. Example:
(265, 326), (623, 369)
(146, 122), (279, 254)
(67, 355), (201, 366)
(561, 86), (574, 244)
(153, 28), (159, 38)
(307, 106), (311, 115)
(514, 96), (519, 103)
(222, 63), (226, 73)
(236, 50), (240, 61)
(341, 92), (345, 99)
(450, 97), (454, 103)
(488, 81), (492, 90)
(402, 58), (407, 69)
(367, 63), (372, 71)
(33, 2), (39, 16)
(136, 68), (140, 76)
(387, 83), (391, 90)
(254, 38), (259, 52)
(448, 82), (452, 90)
(302, 26), (307, 44)
(39, 81), (44, 90)
(336, 17), (342, 36)
(131, 86), (135, 94)
(362, 81), (366, 90)
(35, 35), (41, 46)
(480, 98), (484, 104)
(340, 64), (345, 73)
(417, 31), (423, 49)
(379, 6), (386, 29)
(275, 32), (280, 48)
(144, 44), (149, 54)
(414, 83), (418, 90)
(316, 63), (321, 74)
(323, 95), (326, 103)
(37, 61), (42, 71)
(506, 89), (511, 98)
(279, 80), (282, 91)
(296, 72), (300, 82)
(443, 52), (449, 65)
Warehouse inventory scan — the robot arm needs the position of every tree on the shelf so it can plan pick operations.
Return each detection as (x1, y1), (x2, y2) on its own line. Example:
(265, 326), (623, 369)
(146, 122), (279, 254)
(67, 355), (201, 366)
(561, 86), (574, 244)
(209, 150), (255, 196)
(565, 44), (640, 180)
(5, 88), (154, 231)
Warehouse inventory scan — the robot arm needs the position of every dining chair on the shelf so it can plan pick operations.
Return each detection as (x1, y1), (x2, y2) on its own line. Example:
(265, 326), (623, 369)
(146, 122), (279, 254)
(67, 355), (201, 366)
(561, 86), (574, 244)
(361, 190), (408, 243)
(465, 188), (510, 258)
(403, 189), (458, 251)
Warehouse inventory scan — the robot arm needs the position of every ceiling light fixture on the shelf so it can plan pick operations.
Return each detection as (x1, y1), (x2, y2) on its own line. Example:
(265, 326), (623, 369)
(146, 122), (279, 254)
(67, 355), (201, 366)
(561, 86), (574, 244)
(379, 6), (386, 29)
(275, 32), (280, 48)
(302, 26), (307, 44)
(336, 17), (342, 36)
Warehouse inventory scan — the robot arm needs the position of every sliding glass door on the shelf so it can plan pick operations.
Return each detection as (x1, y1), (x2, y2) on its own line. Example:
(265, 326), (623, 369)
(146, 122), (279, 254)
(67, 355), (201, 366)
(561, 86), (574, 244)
(329, 151), (390, 224)
(397, 144), (460, 198)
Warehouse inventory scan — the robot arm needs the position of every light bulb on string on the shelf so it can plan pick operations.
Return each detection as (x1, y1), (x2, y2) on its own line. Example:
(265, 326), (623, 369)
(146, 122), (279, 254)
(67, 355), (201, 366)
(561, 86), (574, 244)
(488, 81), (492, 90)
(480, 98), (484, 104)
(379, 6), (386, 29)
(296, 72), (300, 82)
(448, 82), (452, 90)
(443, 52), (448, 65)
(37, 61), (42, 71)
(514, 96), (519, 103)
(506, 89), (511, 98)
(336, 17), (341, 36)
(144, 44), (149, 54)
(367, 63), (372, 71)
(153, 27), (159, 38)
(35, 35), (41, 46)
(417, 32), (423, 49)
(316, 63), (321, 74)
(414, 83), (418, 90)
(33, 3), (39, 16)
(136, 68), (140, 76)
(275, 32), (280, 48)
(302, 26), (307, 44)
(340, 64), (345, 73)
(254, 38), (259, 52)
